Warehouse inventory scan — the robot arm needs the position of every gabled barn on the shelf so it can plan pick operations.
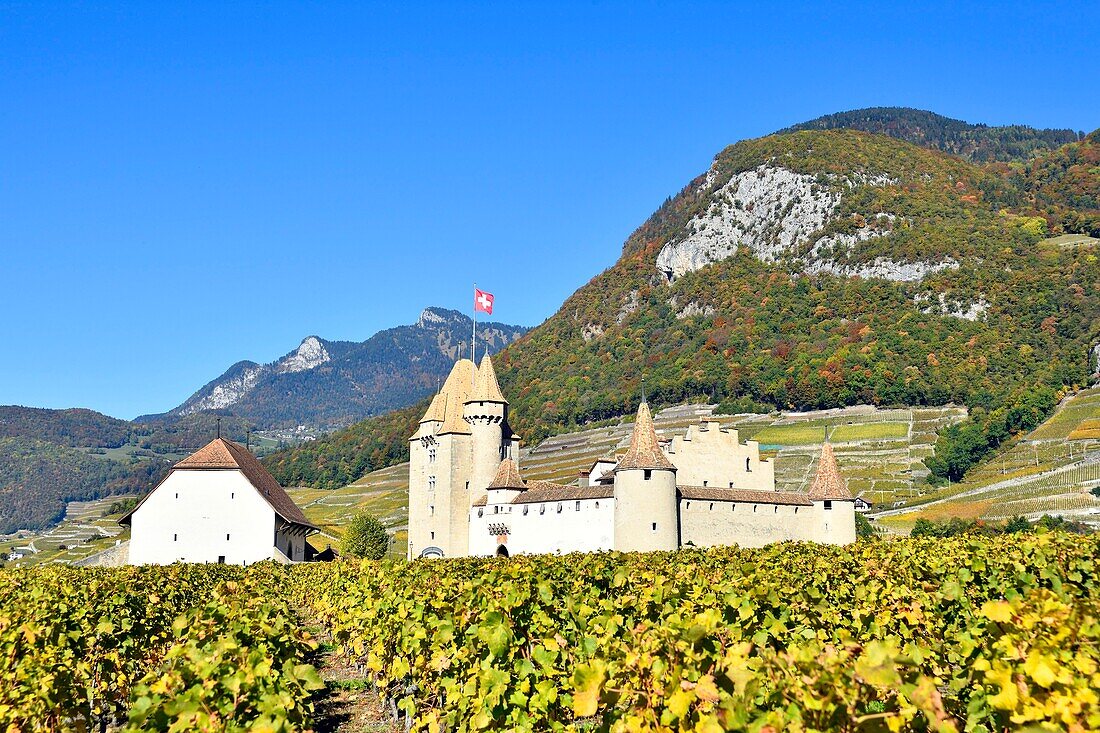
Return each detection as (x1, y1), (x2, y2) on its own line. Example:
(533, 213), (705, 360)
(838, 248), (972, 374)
(120, 438), (318, 565)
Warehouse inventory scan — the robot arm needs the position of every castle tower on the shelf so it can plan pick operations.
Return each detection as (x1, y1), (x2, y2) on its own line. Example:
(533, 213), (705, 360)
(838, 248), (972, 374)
(407, 359), (477, 559)
(463, 354), (513, 507)
(613, 400), (679, 552)
(807, 442), (856, 545)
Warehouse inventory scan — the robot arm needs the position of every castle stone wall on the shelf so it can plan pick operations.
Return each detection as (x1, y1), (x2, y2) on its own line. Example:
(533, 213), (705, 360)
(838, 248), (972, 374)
(668, 422), (775, 491)
(679, 498), (816, 548)
(469, 498), (614, 556)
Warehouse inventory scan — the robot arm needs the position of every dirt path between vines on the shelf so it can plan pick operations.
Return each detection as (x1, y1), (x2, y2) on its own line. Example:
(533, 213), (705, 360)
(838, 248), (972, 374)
(306, 623), (402, 733)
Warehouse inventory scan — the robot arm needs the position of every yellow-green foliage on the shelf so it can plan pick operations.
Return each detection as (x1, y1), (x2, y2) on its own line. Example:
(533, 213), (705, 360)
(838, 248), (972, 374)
(0, 565), (321, 732)
(295, 534), (1100, 732)
(3, 535), (1100, 731)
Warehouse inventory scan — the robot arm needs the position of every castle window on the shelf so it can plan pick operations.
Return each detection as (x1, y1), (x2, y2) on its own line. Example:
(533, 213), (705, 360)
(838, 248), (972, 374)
(595, 501), (599, 508)
(651, 522), (657, 531)
(175, 493), (178, 499)
(523, 506), (529, 515)
(575, 501), (581, 511)
(477, 509), (483, 517)
(774, 506), (778, 513)
(643, 470), (652, 480)
(231, 492), (234, 499)
(428, 476), (436, 491)
(429, 505), (434, 516)
(824, 500), (833, 511)
(709, 503), (714, 511)
(732, 504), (736, 511)
(729, 482), (734, 488)
(428, 447), (436, 463)
(494, 506), (499, 514)
(226, 534), (230, 541)
(540, 505), (546, 515)
(746, 458), (751, 472)
(685, 501), (691, 509)
(430, 531), (435, 540)
(173, 533), (178, 541)
(753, 505), (757, 513)
(703, 480), (708, 487)
(795, 507), (799, 514)
(557, 503), (562, 513)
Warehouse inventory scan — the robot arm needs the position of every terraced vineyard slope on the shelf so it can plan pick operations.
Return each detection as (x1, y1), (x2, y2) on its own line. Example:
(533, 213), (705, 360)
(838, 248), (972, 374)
(877, 385), (1100, 531)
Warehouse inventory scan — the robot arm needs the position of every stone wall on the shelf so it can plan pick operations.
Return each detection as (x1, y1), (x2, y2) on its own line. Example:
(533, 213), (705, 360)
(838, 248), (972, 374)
(468, 498), (615, 556)
(667, 422), (775, 491)
(679, 499), (816, 548)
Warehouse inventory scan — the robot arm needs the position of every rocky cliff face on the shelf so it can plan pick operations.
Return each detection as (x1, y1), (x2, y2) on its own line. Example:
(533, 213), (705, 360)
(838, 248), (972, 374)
(154, 307), (528, 430)
(655, 161), (952, 283)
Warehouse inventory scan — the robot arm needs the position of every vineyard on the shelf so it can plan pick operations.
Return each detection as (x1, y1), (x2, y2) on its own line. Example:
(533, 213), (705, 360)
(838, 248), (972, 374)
(3, 534), (1100, 731)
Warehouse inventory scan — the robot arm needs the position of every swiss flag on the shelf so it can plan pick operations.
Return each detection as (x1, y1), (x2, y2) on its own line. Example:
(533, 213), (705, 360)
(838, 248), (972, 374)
(474, 288), (494, 315)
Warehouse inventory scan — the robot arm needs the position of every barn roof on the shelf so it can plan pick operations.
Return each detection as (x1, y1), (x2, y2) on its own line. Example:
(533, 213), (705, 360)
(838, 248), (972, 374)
(120, 438), (318, 531)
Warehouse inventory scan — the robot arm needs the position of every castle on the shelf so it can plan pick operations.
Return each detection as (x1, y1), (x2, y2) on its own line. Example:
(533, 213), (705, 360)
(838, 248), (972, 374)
(407, 356), (855, 559)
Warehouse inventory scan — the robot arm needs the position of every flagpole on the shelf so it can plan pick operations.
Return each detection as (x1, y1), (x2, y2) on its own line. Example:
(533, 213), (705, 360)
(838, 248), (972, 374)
(472, 283), (477, 385)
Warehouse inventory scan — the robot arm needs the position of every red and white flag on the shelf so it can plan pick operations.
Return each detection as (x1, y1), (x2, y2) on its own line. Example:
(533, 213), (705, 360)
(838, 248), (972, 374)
(474, 288), (494, 315)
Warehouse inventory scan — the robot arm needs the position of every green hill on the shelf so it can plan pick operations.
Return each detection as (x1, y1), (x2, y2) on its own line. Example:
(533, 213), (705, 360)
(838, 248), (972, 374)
(265, 121), (1100, 493)
(782, 107), (1080, 163)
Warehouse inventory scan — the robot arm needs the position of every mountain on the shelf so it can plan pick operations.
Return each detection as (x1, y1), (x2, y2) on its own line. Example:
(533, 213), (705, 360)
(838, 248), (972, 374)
(782, 107), (1081, 163)
(266, 113), (1100, 491)
(146, 308), (528, 431)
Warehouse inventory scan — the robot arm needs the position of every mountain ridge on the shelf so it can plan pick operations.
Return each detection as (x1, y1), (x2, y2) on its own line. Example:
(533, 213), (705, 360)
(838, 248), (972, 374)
(141, 307), (528, 431)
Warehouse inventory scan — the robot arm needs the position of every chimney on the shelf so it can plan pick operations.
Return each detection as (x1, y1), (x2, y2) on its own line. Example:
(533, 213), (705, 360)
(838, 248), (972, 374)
(578, 469), (591, 486)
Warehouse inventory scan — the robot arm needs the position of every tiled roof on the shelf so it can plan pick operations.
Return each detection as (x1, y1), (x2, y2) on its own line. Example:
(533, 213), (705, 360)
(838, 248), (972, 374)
(487, 458), (526, 490)
(435, 359), (476, 435)
(510, 480), (615, 504)
(616, 401), (676, 471)
(807, 443), (853, 500)
(472, 354), (507, 403)
(122, 438), (317, 531)
(678, 485), (813, 506)
(419, 390), (446, 424)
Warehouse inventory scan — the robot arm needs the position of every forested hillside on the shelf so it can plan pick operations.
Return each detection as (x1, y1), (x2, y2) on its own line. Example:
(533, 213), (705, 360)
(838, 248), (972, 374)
(1006, 129), (1100, 236)
(0, 438), (166, 533)
(267, 122), (1100, 491)
(783, 107), (1080, 163)
(0, 407), (257, 533)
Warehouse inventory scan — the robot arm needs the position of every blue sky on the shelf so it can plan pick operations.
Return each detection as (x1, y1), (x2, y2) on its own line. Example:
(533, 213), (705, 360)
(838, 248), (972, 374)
(2, 1), (1098, 419)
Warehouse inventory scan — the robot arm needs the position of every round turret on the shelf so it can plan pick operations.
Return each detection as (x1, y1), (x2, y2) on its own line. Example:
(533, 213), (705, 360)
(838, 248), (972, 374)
(613, 401), (678, 551)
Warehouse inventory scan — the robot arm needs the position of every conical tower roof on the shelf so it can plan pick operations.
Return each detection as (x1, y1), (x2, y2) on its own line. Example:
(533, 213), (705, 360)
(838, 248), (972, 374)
(487, 457), (526, 490)
(807, 443), (852, 500)
(419, 390), (447, 424)
(616, 400), (675, 472)
(471, 354), (507, 403)
(419, 359), (476, 434)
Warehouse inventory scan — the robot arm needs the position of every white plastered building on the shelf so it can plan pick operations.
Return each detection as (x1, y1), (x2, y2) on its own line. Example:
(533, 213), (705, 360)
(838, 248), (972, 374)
(121, 437), (318, 565)
(408, 357), (855, 559)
